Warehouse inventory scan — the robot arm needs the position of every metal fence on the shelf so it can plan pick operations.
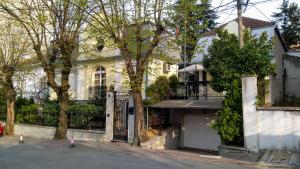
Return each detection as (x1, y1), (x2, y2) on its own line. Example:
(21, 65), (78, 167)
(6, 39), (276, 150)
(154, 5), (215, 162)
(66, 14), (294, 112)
(169, 81), (225, 100)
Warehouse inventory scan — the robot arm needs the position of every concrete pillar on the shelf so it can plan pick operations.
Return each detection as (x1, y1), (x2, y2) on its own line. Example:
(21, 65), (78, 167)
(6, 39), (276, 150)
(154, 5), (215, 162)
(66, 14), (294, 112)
(242, 75), (259, 152)
(127, 93), (135, 144)
(104, 92), (114, 141)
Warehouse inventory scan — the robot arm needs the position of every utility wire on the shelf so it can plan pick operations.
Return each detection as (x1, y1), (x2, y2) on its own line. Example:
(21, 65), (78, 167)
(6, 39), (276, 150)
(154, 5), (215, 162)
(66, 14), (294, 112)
(252, 4), (272, 21)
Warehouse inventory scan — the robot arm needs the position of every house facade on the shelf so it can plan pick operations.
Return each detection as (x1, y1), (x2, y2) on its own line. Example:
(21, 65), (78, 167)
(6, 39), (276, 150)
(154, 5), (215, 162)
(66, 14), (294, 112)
(181, 17), (291, 105)
(18, 29), (180, 101)
(49, 48), (179, 101)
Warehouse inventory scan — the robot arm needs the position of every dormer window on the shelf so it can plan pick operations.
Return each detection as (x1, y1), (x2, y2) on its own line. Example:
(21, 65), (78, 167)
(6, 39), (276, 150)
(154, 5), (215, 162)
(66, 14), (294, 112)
(96, 37), (104, 51)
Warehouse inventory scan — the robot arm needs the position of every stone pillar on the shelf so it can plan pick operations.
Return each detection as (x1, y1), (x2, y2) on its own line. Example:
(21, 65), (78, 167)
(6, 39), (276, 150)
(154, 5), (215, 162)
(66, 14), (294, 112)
(104, 92), (114, 141)
(127, 93), (135, 144)
(242, 75), (259, 152)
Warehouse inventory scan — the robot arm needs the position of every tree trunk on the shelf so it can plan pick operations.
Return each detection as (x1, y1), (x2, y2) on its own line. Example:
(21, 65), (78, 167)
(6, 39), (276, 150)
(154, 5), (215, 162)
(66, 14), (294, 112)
(5, 97), (15, 135)
(4, 73), (16, 135)
(132, 92), (144, 146)
(55, 90), (69, 139)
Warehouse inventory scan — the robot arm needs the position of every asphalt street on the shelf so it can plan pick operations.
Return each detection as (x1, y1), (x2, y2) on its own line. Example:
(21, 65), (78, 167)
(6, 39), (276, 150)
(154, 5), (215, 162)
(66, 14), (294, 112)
(0, 136), (264, 169)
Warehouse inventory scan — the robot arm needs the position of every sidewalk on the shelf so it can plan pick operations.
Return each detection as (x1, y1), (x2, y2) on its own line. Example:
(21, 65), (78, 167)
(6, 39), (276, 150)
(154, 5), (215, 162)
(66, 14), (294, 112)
(259, 150), (300, 168)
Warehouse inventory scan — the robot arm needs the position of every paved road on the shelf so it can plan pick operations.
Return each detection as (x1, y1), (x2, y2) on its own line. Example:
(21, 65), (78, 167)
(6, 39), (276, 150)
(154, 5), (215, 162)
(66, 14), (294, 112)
(0, 136), (264, 169)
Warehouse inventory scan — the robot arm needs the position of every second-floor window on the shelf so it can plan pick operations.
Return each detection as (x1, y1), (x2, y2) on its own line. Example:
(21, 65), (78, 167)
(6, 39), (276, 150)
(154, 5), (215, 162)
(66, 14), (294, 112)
(94, 66), (106, 86)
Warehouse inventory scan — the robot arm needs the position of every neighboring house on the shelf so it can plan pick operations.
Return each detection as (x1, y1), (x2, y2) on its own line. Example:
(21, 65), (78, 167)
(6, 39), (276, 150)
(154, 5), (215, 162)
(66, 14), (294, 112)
(282, 51), (300, 98)
(14, 67), (49, 101)
(180, 17), (291, 104)
(144, 17), (299, 152)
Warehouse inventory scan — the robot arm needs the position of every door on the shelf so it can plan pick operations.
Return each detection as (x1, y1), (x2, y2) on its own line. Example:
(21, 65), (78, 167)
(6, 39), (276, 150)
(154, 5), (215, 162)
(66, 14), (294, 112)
(183, 113), (221, 151)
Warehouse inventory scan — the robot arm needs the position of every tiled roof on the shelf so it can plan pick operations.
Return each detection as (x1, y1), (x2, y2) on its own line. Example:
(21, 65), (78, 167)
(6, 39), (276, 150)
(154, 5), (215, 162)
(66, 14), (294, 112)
(203, 17), (275, 37)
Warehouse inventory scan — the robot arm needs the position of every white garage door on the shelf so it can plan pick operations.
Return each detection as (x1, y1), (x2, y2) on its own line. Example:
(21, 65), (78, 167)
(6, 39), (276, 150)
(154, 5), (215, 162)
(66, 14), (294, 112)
(183, 113), (221, 151)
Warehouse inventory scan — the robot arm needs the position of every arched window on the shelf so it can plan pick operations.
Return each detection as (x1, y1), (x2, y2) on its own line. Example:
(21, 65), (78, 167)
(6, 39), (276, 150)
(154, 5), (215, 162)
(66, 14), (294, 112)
(94, 66), (106, 86)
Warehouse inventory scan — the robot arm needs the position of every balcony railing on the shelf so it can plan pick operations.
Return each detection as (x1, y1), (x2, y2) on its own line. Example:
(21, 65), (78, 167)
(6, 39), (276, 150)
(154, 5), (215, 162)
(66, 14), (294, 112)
(169, 81), (225, 100)
(89, 85), (107, 100)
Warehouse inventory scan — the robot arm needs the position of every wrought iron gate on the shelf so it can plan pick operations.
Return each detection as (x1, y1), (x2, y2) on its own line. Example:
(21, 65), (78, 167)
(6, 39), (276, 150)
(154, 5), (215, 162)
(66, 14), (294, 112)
(113, 91), (129, 141)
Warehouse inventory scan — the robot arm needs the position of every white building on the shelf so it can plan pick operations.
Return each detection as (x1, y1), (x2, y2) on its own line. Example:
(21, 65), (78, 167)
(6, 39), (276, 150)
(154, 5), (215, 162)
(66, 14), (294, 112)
(18, 25), (180, 101)
(181, 17), (291, 104)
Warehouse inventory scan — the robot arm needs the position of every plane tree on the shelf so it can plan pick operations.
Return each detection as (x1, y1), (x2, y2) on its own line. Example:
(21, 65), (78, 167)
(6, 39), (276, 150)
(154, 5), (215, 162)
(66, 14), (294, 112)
(88, 0), (175, 145)
(0, 21), (31, 135)
(0, 0), (90, 138)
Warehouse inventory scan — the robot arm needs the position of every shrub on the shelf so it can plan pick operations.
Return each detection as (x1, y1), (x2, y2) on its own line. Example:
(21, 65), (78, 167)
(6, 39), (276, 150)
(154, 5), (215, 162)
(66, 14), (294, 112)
(146, 76), (170, 104)
(212, 80), (243, 145)
(169, 74), (180, 94)
(68, 103), (104, 129)
(0, 88), (6, 121)
(15, 97), (34, 108)
(41, 102), (59, 126)
(16, 104), (39, 124)
(14, 99), (104, 129)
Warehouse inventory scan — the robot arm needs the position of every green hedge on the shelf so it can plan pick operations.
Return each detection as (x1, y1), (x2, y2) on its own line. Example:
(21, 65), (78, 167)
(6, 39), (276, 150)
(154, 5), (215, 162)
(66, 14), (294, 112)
(14, 99), (104, 129)
(16, 104), (39, 125)
(68, 103), (104, 129)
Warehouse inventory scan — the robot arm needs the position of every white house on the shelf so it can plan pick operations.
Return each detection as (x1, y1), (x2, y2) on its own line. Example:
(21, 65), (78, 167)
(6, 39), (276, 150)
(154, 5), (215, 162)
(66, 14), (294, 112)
(18, 27), (180, 101)
(180, 17), (290, 104)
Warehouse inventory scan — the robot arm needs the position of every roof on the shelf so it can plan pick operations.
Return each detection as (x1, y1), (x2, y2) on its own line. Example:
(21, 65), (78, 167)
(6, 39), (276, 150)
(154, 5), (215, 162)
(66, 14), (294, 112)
(204, 17), (275, 37)
(146, 99), (224, 109)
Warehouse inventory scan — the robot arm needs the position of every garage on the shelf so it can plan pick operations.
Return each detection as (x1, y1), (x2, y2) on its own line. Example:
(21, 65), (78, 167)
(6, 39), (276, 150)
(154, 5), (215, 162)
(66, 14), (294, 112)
(183, 112), (221, 151)
(146, 100), (223, 151)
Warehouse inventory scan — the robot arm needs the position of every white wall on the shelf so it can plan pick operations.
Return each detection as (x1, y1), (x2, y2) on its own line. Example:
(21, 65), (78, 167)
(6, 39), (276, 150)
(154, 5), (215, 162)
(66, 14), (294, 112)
(257, 108), (300, 150)
(15, 124), (105, 141)
(242, 76), (300, 151)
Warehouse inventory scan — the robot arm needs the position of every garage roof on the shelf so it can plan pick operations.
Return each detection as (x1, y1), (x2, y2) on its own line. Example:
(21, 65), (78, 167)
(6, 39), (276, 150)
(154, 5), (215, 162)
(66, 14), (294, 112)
(146, 99), (223, 109)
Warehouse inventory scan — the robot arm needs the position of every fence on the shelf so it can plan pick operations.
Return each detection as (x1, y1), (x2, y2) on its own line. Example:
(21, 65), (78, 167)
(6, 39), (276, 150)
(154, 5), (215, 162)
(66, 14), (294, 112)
(13, 100), (106, 130)
(169, 81), (225, 100)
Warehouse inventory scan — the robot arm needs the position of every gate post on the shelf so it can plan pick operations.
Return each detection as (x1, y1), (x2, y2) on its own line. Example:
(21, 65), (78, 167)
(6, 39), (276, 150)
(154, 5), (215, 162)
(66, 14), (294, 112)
(104, 92), (114, 141)
(242, 75), (259, 152)
(127, 92), (135, 144)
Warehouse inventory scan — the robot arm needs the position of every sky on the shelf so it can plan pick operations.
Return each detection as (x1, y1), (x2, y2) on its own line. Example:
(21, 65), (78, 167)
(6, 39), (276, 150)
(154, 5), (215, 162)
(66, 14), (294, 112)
(211, 0), (300, 25)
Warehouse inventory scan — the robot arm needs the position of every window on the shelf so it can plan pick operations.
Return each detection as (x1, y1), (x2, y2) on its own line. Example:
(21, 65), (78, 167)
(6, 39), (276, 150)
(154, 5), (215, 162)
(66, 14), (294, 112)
(94, 66), (106, 86)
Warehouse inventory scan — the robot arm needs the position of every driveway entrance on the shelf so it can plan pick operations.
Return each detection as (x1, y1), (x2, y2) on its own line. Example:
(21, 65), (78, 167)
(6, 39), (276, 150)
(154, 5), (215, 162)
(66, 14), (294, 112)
(183, 112), (220, 151)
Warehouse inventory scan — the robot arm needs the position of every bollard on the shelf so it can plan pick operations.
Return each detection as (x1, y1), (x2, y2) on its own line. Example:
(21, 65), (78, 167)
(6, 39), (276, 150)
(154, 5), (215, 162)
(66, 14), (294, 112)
(69, 136), (75, 148)
(19, 135), (24, 144)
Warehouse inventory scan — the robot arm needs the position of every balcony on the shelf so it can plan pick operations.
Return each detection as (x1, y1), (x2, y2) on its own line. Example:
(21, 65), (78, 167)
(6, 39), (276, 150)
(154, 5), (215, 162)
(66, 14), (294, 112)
(147, 81), (225, 110)
(169, 81), (225, 100)
(89, 85), (107, 100)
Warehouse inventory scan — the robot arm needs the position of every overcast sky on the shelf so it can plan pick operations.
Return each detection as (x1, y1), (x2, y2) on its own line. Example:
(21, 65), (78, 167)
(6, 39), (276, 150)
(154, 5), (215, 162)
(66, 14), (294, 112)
(211, 0), (300, 25)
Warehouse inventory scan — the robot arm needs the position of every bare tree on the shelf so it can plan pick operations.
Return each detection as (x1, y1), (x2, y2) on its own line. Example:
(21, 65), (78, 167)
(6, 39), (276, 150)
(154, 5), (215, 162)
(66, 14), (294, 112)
(89, 0), (171, 145)
(0, 21), (31, 135)
(0, 0), (89, 138)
